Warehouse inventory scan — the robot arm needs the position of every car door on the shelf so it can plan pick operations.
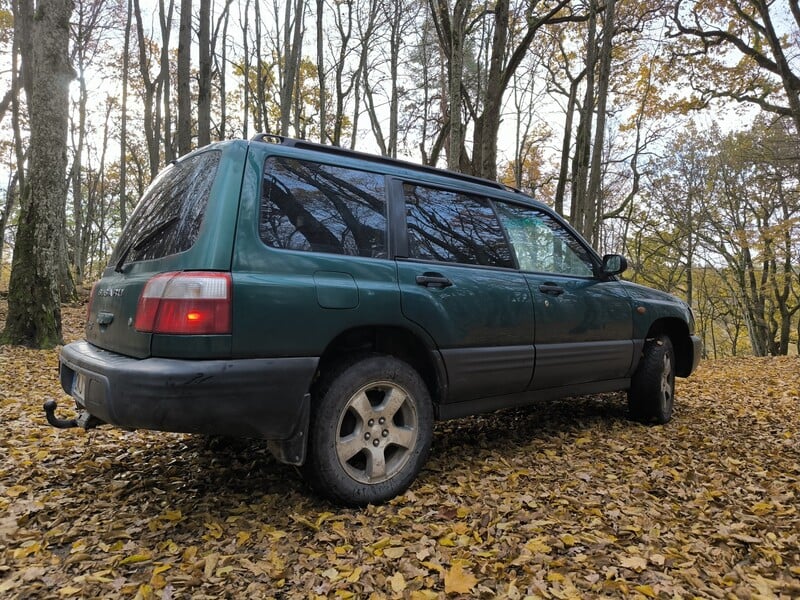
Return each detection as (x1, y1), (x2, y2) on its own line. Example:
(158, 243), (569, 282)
(394, 181), (534, 403)
(494, 202), (634, 390)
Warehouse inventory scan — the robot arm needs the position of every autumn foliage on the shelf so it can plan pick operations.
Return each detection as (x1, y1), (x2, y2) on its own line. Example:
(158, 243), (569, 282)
(1, 300), (798, 598)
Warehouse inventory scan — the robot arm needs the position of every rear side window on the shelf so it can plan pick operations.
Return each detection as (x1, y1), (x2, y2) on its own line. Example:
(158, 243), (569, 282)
(112, 151), (220, 263)
(259, 157), (387, 258)
(404, 183), (514, 268)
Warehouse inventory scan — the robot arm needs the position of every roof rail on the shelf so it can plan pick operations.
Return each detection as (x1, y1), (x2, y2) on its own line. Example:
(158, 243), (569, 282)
(249, 133), (511, 192)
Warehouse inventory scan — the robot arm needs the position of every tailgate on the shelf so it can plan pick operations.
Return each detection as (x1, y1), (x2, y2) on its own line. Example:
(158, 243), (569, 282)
(85, 271), (152, 358)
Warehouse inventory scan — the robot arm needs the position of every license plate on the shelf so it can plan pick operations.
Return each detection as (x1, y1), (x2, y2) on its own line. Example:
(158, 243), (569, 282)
(73, 373), (86, 401)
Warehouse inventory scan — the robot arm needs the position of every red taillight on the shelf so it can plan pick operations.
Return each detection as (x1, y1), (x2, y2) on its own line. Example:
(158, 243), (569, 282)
(135, 271), (232, 334)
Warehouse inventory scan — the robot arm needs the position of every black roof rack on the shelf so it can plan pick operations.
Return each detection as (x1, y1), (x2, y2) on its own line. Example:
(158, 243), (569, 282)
(249, 133), (513, 192)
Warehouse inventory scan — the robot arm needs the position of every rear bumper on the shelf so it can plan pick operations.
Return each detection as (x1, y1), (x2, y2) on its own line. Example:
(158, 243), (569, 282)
(59, 340), (318, 444)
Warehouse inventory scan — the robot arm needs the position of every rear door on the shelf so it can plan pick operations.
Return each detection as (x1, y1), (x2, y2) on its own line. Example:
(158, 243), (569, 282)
(394, 181), (534, 403)
(493, 202), (634, 389)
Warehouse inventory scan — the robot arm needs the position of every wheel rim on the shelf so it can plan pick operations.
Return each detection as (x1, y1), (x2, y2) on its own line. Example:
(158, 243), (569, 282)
(660, 352), (674, 410)
(335, 381), (419, 485)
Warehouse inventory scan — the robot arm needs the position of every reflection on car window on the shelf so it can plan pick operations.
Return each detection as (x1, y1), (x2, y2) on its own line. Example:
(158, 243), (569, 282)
(112, 151), (220, 264)
(404, 184), (513, 268)
(495, 203), (594, 277)
(260, 157), (387, 258)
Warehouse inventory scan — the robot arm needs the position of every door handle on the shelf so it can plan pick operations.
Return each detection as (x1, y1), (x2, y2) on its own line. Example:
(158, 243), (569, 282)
(538, 283), (564, 296)
(416, 273), (453, 288)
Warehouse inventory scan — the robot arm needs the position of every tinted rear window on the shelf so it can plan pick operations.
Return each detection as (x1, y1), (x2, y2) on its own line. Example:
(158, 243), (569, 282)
(259, 157), (387, 258)
(404, 183), (514, 268)
(111, 151), (220, 264)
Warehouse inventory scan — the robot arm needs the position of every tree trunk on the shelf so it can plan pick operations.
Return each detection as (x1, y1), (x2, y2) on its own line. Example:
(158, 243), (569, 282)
(177, 0), (192, 155)
(0, 172), (18, 279)
(316, 0), (326, 143)
(159, 0), (175, 164)
(585, 0), (615, 246)
(554, 74), (581, 215)
(197, 0), (212, 147)
(3, 0), (74, 348)
(240, 0), (249, 138)
(570, 1), (597, 238)
(120, 0), (132, 228)
(472, 0), (508, 179)
(279, 0), (305, 137)
(447, 0), (468, 171)
(133, 0), (161, 179)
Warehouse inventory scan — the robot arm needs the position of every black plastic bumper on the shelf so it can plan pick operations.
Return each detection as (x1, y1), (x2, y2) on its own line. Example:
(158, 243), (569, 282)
(59, 341), (318, 452)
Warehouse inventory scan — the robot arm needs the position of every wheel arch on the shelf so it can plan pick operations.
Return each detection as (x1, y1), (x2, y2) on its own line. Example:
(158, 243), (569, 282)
(645, 317), (693, 377)
(314, 325), (445, 407)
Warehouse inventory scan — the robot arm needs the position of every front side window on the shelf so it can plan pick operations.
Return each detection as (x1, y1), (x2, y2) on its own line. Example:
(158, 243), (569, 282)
(112, 151), (220, 263)
(259, 157), (387, 258)
(495, 203), (595, 277)
(404, 184), (513, 268)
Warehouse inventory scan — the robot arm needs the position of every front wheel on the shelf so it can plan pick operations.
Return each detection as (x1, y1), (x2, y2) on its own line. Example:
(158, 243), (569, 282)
(628, 335), (675, 424)
(302, 355), (433, 506)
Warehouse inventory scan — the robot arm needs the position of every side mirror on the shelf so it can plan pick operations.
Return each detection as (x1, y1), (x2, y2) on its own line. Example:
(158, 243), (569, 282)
(601, 254), (628, 277)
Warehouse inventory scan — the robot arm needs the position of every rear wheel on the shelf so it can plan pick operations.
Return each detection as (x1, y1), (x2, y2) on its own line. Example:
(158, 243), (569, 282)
(302, 355), (433, 506)
(628, 335), (675, 424)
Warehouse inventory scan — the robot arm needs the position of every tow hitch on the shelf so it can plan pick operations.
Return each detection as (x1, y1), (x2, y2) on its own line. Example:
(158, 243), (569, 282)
(43, 399), (102, 430)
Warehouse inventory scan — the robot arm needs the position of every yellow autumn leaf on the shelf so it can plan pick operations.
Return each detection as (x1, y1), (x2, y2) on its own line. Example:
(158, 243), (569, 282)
(444, 562), (478, 594)
(322, 567), (339, 581)
(383, 546), (405, 559)
(526, 538), (552, 554)
(634, 584), (657, 597)
(58, 586), (82, 597)
(118, 553), (151, 566)
(620, 556), (648, 572)
(236, 531), (251, 545)
(389, 571), (406, 593)
(203, 552), (219, 578)
(649, 553), (665, 566)
(410, 591), (439, 600)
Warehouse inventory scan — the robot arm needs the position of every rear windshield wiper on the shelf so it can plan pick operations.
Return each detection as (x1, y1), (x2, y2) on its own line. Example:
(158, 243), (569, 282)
(114, 217), (179, 273)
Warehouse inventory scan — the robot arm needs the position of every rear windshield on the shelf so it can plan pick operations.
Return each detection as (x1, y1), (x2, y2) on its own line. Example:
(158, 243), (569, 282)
(111, 151), (220, 264)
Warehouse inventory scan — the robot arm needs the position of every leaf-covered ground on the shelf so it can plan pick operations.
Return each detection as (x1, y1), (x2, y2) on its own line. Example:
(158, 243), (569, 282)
(1, 300), (798, 599)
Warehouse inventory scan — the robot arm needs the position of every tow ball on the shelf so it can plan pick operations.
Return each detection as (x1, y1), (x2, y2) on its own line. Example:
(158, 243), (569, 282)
(43, 399), (100, 430)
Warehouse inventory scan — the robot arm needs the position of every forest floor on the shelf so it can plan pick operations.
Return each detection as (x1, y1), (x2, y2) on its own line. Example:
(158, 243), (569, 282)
(0, 298), (798, 599)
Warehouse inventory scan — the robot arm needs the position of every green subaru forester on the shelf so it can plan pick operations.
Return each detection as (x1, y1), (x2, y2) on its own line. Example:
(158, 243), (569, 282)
(53, 135), (702, 506)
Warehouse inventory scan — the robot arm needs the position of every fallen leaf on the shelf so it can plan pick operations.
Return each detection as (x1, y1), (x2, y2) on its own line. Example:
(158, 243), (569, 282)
(444, 562), (478, 594)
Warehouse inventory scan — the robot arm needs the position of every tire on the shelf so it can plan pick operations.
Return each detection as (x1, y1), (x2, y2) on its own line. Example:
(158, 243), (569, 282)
(628, 334), (676, 424)
(301, 354), (434, 506)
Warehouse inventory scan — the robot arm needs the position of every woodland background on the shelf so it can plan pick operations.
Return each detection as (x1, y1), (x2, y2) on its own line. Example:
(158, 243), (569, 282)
(0, 0), (798, 354)
(0, 2), (799, 598)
